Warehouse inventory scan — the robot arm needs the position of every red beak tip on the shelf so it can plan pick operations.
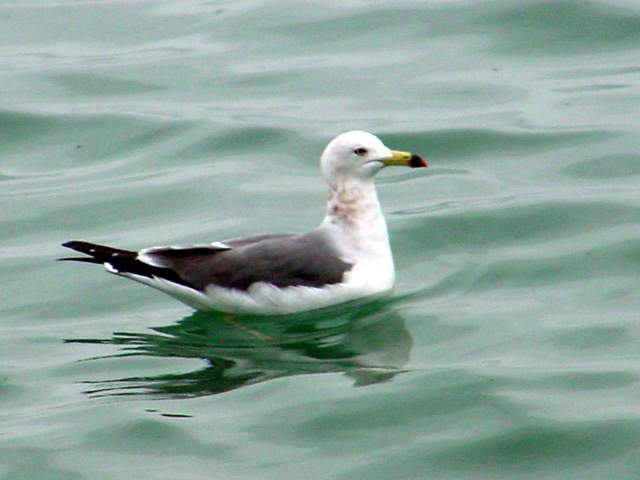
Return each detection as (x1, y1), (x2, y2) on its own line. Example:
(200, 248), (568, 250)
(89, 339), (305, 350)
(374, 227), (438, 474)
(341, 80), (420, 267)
(410, 155), (428, 168)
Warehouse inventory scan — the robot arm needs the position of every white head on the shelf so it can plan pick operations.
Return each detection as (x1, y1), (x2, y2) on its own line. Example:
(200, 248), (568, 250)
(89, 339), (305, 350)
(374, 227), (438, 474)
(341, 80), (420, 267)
(320, 131), (426, 186)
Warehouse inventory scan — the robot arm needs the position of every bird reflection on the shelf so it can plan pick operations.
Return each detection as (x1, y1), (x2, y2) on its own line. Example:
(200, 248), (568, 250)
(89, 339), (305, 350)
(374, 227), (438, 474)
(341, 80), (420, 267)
(67, 300), (413, 400)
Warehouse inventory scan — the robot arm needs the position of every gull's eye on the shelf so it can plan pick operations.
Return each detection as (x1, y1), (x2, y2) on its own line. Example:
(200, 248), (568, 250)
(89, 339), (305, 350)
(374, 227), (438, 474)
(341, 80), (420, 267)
(353, 147), (368, 156)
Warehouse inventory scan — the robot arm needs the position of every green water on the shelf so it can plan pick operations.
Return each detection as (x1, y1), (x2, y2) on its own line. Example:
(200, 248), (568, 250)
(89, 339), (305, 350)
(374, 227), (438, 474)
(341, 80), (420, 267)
(2, 0), (640, 478)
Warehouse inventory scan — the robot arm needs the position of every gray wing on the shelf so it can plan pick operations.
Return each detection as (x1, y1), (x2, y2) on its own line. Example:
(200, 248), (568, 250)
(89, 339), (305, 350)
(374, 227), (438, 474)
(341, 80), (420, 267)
(141, 231), (353, 292)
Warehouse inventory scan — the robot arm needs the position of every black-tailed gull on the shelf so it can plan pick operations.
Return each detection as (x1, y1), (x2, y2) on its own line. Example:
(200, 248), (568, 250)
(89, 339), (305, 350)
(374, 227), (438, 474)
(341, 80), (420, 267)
(61, 131), (427, 314)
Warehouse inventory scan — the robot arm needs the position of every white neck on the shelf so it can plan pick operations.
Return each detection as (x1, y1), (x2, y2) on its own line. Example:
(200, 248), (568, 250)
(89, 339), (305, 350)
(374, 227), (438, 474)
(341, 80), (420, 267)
(320, 178), (391, 263)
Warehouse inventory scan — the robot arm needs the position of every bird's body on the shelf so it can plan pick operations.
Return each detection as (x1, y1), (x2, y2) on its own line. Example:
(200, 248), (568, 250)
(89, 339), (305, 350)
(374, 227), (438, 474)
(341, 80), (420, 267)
(62, 131), (427, 314)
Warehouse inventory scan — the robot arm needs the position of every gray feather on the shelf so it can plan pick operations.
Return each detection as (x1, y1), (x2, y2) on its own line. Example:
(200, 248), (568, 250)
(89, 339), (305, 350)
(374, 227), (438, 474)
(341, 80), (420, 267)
(141, 230), (353, 291)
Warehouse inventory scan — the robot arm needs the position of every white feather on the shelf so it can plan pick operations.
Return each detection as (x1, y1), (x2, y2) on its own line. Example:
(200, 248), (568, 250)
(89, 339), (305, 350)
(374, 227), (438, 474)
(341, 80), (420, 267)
(109, 264), (392, 315)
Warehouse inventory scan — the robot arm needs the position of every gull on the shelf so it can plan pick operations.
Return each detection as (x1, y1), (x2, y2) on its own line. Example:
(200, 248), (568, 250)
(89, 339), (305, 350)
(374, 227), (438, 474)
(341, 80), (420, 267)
(61, 131), (427, 314)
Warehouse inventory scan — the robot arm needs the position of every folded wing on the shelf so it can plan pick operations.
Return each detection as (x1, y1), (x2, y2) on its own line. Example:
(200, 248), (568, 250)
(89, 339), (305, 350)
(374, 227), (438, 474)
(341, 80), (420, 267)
(61, 231), (353, 293)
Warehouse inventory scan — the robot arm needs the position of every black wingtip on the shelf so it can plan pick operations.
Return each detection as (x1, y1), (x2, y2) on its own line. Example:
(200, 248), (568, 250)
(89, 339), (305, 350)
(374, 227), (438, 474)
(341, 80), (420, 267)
(59, 241), (102, 263)
(57, 256), (101, 264)
(60, 241), (88, 262)
(62, 240), (92, 251)
(61, 240), (122, 258)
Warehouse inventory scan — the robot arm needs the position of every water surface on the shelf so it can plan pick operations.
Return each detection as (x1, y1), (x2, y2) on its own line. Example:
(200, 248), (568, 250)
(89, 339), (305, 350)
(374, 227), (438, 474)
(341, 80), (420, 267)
(1, 1), (640, 479)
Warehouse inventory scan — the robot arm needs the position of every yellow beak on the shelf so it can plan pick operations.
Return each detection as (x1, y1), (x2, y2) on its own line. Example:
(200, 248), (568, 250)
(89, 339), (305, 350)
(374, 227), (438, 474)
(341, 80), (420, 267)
(382, 150), (428, 168)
